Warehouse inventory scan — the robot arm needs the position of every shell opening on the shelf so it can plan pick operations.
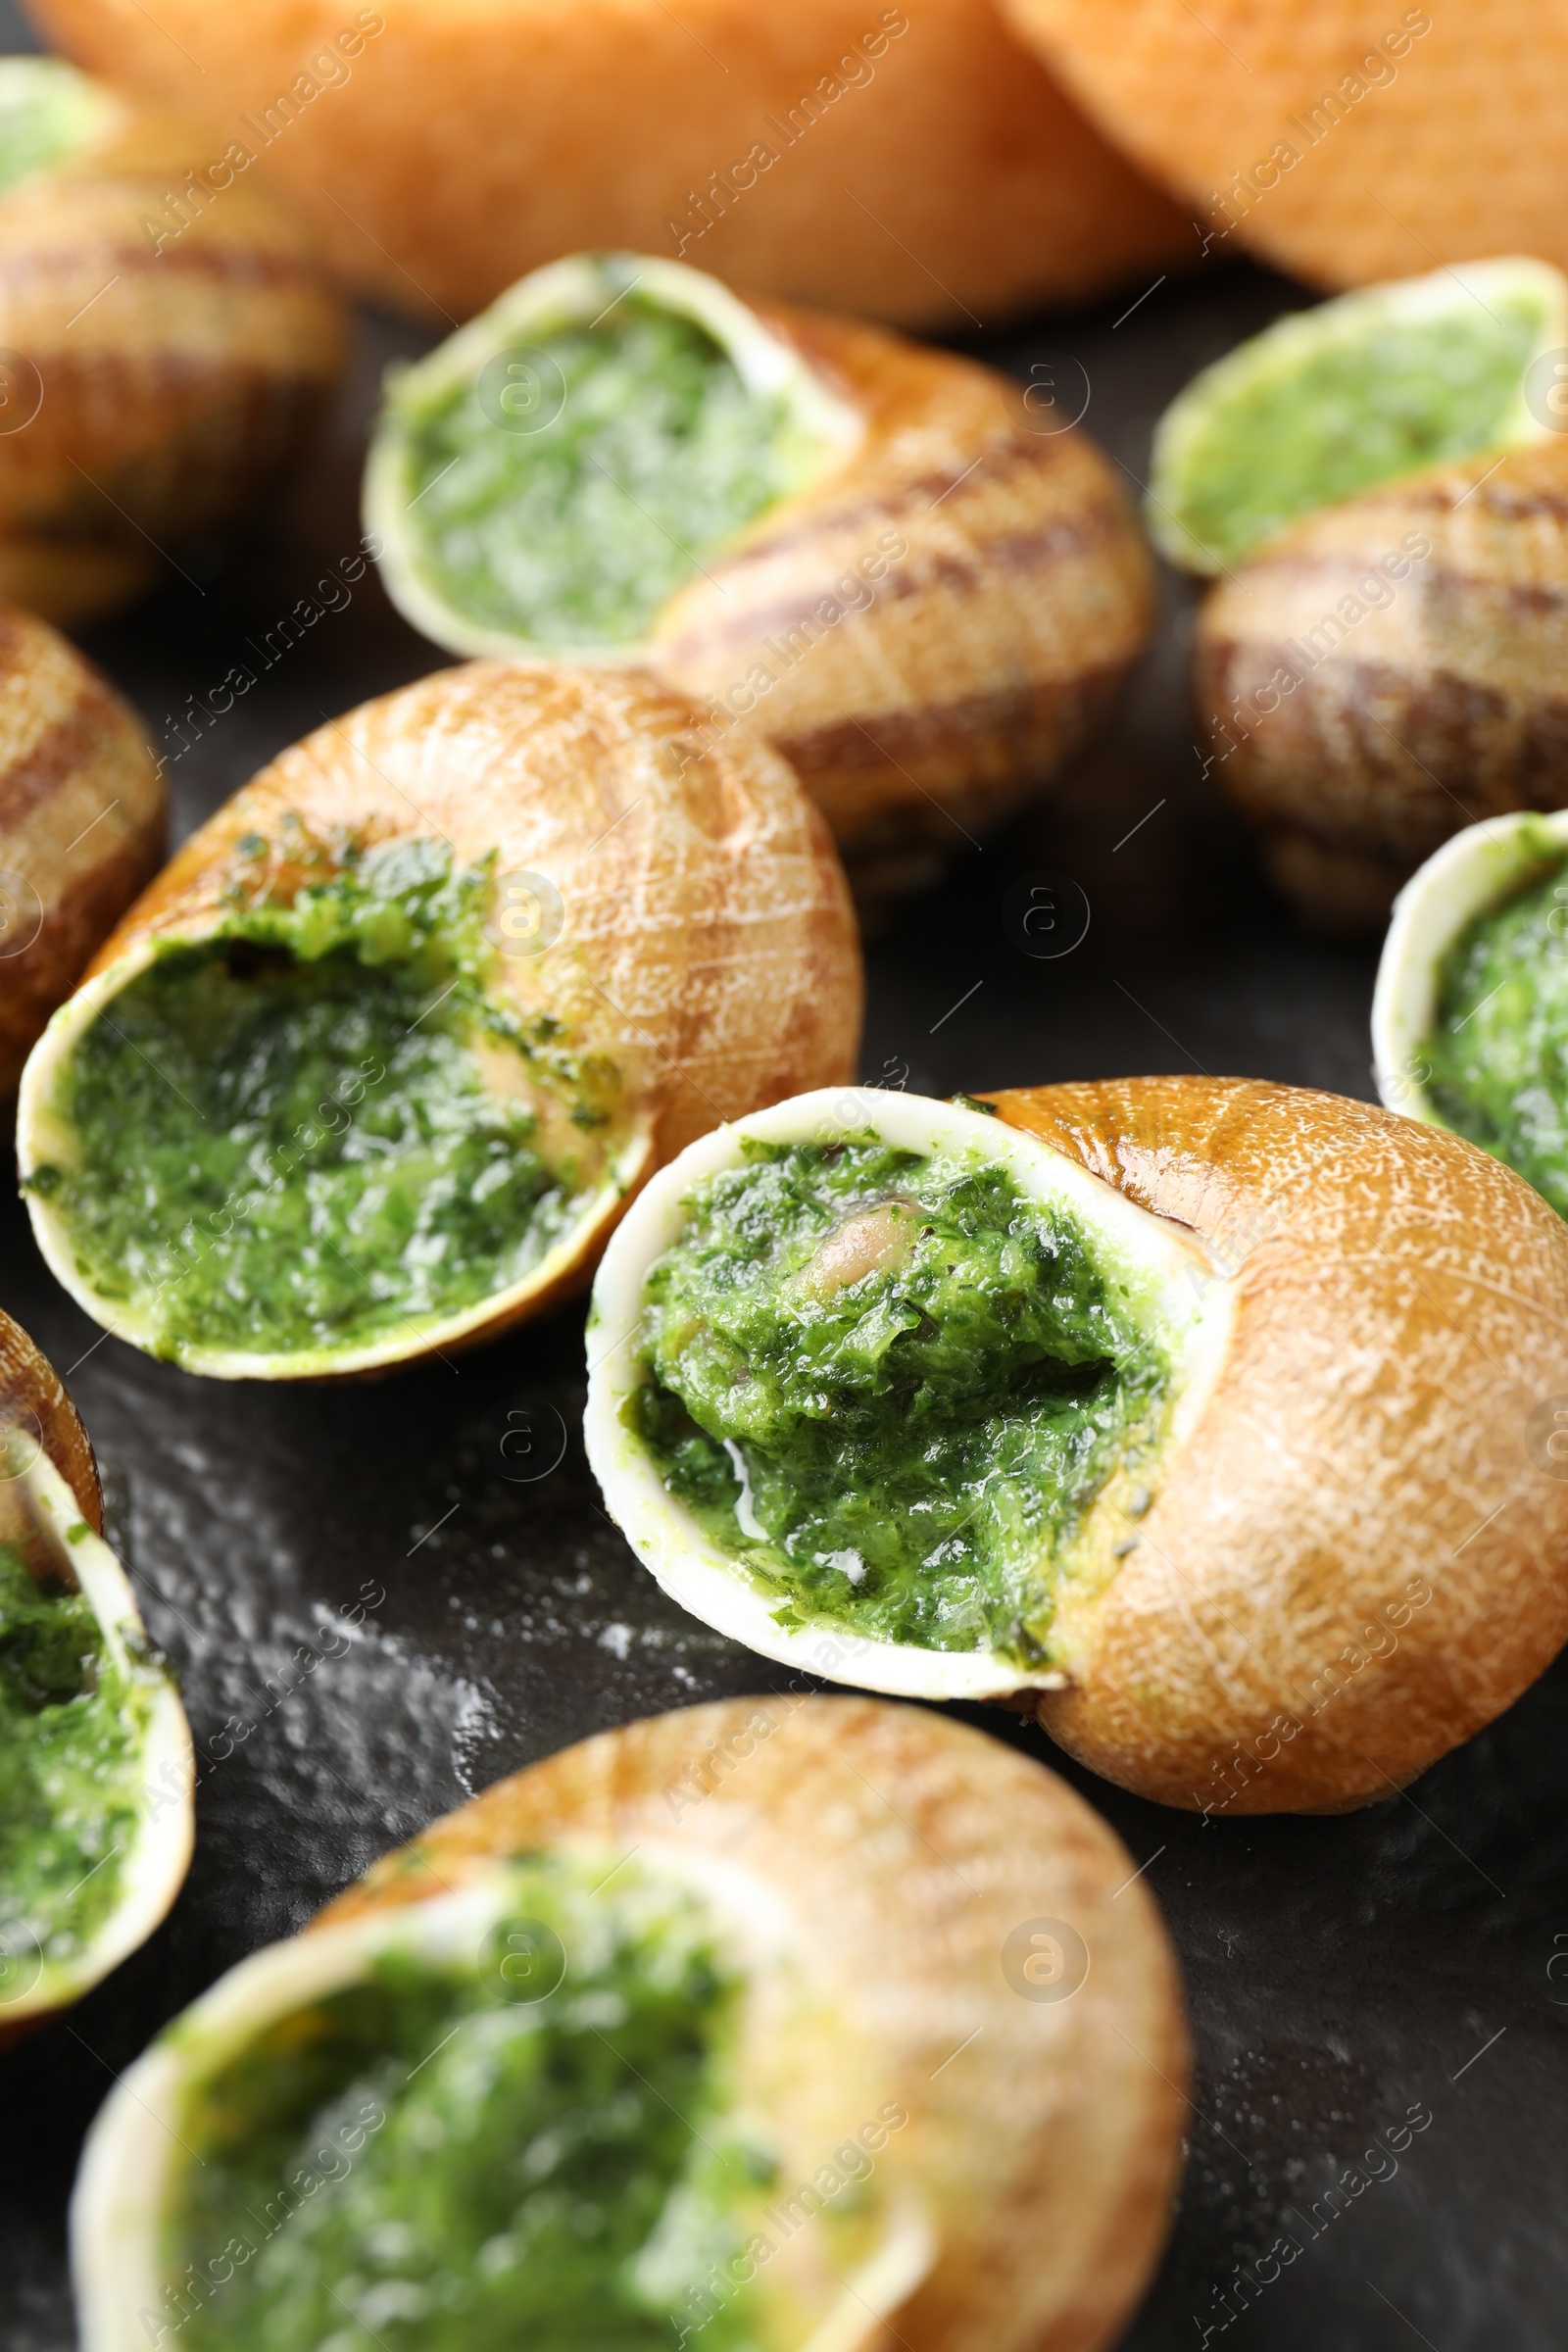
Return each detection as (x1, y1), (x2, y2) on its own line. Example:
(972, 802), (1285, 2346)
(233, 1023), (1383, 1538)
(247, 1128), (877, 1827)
(1149, 258), (1568, 571)
(0, 1433), (191, 2023)
(17, 830), (645, 1377)
(73, 1851), (927, 2352)
(1374, 808), (1568, 1215)
(365, 251), (862, 662)
(586, 1090), (1234, 1698)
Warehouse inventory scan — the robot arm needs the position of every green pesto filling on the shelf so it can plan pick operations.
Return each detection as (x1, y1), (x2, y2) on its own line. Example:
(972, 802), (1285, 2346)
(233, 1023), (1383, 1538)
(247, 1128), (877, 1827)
(393, 298), (809, 647)
(1420, 847), (1568, 1215)
(26, 834), (619, 1362)
(0, 1535), (159, 1971)
(1170, 297), (1543, 565)
(0, 58), (109, 198)
(631, 1137), (1168, 1664)
(164, 1862), (765, 2352)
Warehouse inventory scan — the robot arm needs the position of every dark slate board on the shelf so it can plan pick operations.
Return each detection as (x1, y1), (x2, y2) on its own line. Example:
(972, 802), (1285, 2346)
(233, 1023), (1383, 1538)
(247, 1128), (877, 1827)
(2, 9), (1563, 2340)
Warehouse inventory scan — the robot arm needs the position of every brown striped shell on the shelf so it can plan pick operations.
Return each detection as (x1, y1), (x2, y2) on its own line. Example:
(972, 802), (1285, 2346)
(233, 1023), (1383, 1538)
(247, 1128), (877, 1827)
(315, 1696), (1189, 2352)
(0, 86), (346, 625)
(0, 603), (163, 1095)
(19, 661), (860, 1375)
(990, 1077), (1568, 1814)
(1196, 442), (1568, 932)
(652, 304), (1156, 908)
(0, 1300), (98, 1526)
(26, 0), (1190, 330)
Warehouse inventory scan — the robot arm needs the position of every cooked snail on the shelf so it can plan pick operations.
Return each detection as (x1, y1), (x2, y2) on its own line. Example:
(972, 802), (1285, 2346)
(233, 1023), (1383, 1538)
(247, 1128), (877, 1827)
(0, 54), (345, 626)
(1136, 261), (1568, 929)
(25, 0), (1190, 327)
(17, 661), (860, 1379)
(0, 600), (163, 1097)
(1373, 807), (1568, 1212)
(73, 1696), (1187, 2352)
(586, 1080), (1568, 1813)
(1149, 260), (1566, 579)
(0, 1306), (192, 2036)
(368, 252), (1155, 907)
(1197, 443), (1568, 932)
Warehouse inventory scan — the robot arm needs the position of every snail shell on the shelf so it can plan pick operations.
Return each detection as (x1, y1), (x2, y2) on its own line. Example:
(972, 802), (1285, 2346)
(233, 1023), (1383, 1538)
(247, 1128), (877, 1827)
(653, 301), (1156, 909)
(368, 254), (1155, 913)
(1371, 805), (1568, 1122)
(0, 1302), (97, 1527)
(0, 601), (163, 1097)
(0, 63), (346, 623)
(74, 1697), (1188, 2352)
(0, 1307), (193, 2038)
(26, 0), (1191, 326)
(1196, 442), (1568, 931)
(18, 660), (860, 1377)
(588, 1078), (1568, 1811)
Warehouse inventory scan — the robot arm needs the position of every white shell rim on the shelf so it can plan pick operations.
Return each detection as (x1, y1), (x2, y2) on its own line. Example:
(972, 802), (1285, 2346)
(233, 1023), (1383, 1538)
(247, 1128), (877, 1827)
(71, 1870), (618, 2352)
(1371, 808), (1568, 1124)
(16, 936), (655, 1382)
(365, 248), (865, 663)
(71, 1844), (929, 2352)
(1150, 257), (1568, 573)
(584, 1088), (1236, 1702)
(3, 1442), (193, 2023)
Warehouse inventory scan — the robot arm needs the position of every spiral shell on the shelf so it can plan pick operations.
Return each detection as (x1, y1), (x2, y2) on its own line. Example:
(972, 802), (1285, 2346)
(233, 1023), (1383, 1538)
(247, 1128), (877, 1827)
(0, 65), (345, 622)
(0, 601), (162, 1096)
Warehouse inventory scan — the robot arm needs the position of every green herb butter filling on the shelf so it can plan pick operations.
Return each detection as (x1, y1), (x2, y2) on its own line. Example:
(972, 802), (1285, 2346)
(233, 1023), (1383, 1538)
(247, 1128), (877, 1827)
(1163, 293), (1544, 568)
(163, 1861), (767, 2352)
(630, 1137), (1171, 1665)
(389, 297), (818, 647)
(0, 58), (110, 198)
(26, 833), (621, 1363)
(1420, 846), (1568, 1215)
(0, 1522), (159, 1974)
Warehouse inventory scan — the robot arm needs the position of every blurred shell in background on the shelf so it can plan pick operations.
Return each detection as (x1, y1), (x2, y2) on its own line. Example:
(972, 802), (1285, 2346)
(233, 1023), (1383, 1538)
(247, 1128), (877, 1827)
(1197, 442), (1568, 933)
(999, 0), (1568, 291)
(24, 0), (1192, 327)
(0, 57), (346, 626)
